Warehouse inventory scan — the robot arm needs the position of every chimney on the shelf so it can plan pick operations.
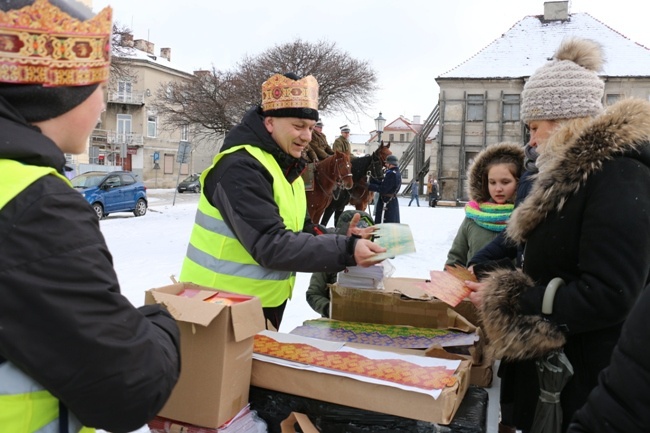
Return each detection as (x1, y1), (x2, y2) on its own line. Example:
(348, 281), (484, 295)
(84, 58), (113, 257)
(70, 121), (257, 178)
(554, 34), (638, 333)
(193, 70), (212, 78)
(120, 32), (134, 48)
(544, 1), (569, 21)
(134, 39), (154, 55)
(413, 115), (422, 124)
(160, 47), (171, 61)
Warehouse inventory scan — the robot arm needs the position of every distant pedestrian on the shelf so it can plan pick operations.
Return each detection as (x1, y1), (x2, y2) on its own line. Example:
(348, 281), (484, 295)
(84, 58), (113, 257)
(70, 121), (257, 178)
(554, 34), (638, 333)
(408, 179), (420, 206)
(429, 179), (439, 207)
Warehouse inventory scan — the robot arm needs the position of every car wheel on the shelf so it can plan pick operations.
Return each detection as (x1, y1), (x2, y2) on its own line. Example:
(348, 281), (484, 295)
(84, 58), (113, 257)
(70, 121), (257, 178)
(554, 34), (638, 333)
(92, 203), (104, 219)
(133, 198), (147, 217)
(193, 185), (201, 193)
(177, 188), (183, 193)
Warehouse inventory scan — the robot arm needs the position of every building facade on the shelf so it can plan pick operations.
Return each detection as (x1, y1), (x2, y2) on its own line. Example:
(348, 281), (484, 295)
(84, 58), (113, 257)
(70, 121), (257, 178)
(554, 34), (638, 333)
(434, 1), (650, 201)
(83, 34), (219, 188)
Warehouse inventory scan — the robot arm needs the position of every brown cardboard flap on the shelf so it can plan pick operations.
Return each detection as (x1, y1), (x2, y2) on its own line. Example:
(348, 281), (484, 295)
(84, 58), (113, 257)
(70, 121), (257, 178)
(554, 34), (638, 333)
(280, 412), (319, 433)
(150, 290), (226, 327)
(230, 296), (265, 342)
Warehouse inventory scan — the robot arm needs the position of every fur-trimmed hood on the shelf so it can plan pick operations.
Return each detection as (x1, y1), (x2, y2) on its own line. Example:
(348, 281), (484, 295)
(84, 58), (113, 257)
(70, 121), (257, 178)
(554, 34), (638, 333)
(467, 142), (524, 202)
(507, 98), (650, 244)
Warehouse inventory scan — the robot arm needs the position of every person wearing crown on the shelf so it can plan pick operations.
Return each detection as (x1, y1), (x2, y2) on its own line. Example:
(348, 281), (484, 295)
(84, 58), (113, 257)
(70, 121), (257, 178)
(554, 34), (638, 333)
(0, 1), (181, 431)
(180, 72), (385, 330)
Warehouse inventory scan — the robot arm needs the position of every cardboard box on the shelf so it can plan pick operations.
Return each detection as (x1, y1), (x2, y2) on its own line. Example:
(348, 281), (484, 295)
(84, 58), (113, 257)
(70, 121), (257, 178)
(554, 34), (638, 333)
(251, 337), (471, 425)
(425, 346), (494, 388)
(383, 277), (481, 326)
(145, 283), (266, 428)
(330, 281), (477, 332)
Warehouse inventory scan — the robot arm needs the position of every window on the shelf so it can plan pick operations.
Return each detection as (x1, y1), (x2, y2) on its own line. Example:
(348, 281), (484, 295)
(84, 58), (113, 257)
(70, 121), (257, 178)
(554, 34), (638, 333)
(147, 115), (157, 137)
(181, 124), (189, 141)
(164, 154), (174, 174)
(502, 94), (520, 121)
(399, 133), (405, 142)
(116, 114), (132, 144)
(389, 133), (394, 141)
(117, 81), (132, 103)
(467, 94), (484, 121)
(121, 173), (136, 186)
(606, 94), (621, 106)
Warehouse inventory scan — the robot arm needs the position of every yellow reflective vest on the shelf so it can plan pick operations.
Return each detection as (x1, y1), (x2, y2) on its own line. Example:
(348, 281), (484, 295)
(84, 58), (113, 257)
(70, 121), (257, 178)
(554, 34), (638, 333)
(180, 145), (306, 307)
(0, 159), (92, 433)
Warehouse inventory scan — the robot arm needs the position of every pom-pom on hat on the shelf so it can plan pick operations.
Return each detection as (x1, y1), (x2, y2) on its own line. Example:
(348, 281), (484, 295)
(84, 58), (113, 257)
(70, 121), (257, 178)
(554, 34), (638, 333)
(261, 72), (319, 121)
(339, 124), (350, 133)
(521, 37), (605, 122)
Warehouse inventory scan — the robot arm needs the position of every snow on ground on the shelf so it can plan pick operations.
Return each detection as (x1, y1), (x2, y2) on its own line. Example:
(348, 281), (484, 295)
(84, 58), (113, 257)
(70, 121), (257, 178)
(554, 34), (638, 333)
(100, 189), (499, 432)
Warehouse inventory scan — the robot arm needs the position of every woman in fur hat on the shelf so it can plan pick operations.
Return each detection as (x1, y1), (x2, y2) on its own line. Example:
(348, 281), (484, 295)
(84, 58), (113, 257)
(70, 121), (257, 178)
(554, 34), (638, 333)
(0, 1), (180, 431)
(467, 38), (650, 432)
(445, 142), (524, 267)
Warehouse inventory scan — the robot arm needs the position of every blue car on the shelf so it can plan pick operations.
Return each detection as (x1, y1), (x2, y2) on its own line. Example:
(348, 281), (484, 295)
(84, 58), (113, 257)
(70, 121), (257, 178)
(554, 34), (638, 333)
(71, 171), (148, 219)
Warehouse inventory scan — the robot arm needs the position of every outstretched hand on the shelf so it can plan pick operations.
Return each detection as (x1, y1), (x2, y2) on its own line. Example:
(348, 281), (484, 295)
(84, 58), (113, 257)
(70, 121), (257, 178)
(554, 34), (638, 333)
(353, 239), (386, 267)
(346, 213), (377, 239)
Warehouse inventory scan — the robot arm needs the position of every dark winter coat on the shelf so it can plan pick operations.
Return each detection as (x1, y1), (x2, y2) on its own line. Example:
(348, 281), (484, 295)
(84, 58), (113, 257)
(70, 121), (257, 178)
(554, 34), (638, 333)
(478, 99), (650, 431)
(567, 282), (650, 433)
(0, 100), (181, 432)
(202, 106), (359, 275)
(369, 165), (402, 223)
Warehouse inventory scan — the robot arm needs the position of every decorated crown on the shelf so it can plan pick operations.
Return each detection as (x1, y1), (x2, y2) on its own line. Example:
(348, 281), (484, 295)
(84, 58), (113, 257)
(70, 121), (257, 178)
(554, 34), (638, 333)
(0, 0), (113, 87)
(261, 73), (319, 113)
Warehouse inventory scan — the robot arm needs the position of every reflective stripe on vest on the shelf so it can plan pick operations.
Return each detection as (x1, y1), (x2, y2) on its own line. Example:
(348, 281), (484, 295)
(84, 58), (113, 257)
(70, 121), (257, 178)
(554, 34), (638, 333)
(179, 145), (306, 307)
(0, 160), (92, 433)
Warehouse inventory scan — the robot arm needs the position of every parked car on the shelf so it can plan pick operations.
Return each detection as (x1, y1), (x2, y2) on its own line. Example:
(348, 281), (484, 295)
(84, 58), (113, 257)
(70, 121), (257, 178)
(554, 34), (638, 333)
(70, 171), (148, 219)
(177, 174), (201, 193)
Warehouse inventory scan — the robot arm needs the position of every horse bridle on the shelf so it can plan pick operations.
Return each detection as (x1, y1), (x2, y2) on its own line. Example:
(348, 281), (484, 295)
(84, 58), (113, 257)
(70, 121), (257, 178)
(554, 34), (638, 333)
(368, 149), (386, 182)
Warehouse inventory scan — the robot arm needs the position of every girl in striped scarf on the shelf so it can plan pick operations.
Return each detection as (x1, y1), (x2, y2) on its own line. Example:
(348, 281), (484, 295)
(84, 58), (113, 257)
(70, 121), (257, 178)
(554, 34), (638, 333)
(445, 142), (524, 267)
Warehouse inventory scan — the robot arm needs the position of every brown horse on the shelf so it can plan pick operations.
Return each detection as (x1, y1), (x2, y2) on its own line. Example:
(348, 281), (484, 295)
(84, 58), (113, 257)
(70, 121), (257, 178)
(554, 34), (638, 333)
(320, 142), (392, 226)
(306, 151), (353, 223)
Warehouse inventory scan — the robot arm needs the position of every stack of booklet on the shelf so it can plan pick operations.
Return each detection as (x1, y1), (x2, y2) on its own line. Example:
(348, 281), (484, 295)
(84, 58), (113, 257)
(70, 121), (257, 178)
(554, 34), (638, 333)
(337, 265), (385, 289)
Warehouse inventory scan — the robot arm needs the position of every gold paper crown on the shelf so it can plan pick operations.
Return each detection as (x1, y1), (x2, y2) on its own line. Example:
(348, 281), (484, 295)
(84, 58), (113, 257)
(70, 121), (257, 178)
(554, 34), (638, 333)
(261, 74), (319, 112)
(0, 0), (112, 87)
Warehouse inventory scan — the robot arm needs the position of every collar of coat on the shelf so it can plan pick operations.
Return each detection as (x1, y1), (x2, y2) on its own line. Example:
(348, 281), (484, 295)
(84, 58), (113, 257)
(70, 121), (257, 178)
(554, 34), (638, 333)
(507, 98), (650, 244)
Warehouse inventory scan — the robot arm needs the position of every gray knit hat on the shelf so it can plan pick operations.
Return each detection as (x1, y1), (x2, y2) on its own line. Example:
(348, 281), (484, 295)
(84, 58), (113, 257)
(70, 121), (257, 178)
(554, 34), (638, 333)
(521, 38), (605, 122)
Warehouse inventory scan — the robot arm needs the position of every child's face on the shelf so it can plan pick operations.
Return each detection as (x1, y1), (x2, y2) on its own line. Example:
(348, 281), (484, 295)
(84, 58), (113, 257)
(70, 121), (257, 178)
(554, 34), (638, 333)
(487, 163), (518, 204)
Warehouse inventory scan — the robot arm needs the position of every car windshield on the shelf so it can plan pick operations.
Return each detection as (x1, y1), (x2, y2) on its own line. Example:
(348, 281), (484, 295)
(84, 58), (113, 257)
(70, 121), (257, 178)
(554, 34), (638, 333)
(70, 173), (105, 188)
(184, 175), (199, 182)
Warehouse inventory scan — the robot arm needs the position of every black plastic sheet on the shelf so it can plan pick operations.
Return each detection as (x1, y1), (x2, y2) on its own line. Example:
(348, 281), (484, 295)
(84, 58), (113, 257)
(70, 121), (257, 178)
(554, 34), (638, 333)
(250, 385), (487, 433)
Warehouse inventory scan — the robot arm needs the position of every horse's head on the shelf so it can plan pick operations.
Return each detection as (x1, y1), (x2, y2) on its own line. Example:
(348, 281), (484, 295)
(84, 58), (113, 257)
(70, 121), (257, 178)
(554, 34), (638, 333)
(333, 151), (354, 190)
(370, 141), (392, 180)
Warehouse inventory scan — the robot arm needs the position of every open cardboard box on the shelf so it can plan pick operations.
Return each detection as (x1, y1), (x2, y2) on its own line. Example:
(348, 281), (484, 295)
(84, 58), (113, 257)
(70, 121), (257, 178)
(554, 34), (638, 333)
(145, 283), (265, 428)
(252, 334), (471, 425)
(330, 282), (477, 332)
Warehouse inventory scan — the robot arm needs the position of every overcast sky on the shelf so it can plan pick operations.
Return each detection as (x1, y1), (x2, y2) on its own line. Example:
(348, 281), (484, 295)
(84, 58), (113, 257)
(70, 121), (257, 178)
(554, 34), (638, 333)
(92, 0), (650, 140)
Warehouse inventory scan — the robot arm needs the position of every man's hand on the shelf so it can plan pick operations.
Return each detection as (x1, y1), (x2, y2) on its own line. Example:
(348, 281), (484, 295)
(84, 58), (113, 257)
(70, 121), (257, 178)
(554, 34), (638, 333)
(346, 213), (377, 239)
(353, 239), (386, 267)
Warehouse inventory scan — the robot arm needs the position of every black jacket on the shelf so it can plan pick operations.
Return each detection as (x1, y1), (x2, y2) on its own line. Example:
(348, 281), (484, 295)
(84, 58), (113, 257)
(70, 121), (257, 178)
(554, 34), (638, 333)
(203, 107), (357, 274)
(0, 99), (180, 432)
(479, 99), (650, 431)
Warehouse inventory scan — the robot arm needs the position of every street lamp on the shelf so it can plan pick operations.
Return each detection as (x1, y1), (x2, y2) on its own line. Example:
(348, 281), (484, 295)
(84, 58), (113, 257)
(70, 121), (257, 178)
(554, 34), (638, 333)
(375, 112), (386, 143)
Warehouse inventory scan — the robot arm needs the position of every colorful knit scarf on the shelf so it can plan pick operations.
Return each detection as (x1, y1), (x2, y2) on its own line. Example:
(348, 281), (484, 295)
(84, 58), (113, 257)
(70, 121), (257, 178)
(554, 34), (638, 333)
(465, 201), (514, 232)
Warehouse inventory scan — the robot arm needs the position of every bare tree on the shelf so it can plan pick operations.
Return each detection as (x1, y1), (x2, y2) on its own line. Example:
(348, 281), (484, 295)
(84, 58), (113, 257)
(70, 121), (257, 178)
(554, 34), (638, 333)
(153, 38), (377, 139)
(234, 39), (378, 115)
(152, 68), (242, 141)
(109, 23), (137, 83)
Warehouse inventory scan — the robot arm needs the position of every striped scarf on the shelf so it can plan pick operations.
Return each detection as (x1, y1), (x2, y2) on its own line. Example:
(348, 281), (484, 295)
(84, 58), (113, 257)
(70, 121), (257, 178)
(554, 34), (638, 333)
(464, 201), (514, 232)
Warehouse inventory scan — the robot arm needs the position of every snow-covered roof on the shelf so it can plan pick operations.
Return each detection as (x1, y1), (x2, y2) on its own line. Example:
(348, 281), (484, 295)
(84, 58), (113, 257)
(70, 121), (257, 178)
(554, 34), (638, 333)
(115, 46), (194, 76)
(439, 13), (650, 80)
